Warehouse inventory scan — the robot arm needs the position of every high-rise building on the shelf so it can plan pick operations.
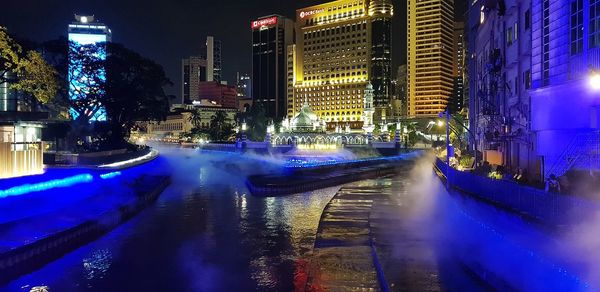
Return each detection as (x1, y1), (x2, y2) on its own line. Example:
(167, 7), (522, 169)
(202, 36), (222, 83)
(407, 0), (454, 117)
(68, 14), (111, 122)
(392, 64), (407, 118)
(236, 72), (252, 99)
(292, 0), (394, 130)
(369, 0), (393, 119)
(449, 21), (465, 113)
(286, 44), (296, 117)
(251, 15), (294, 119)
(181, 36), (222, 104)
(181, 56), (207, 104)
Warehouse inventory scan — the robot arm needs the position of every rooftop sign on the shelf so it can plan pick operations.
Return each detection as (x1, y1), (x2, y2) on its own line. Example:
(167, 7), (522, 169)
(299, 8), (325, 19)
(251, 16), (278, 29)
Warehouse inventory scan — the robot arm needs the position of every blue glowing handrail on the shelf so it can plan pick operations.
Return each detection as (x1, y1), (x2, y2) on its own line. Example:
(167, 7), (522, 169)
(0, 174), (94, 199)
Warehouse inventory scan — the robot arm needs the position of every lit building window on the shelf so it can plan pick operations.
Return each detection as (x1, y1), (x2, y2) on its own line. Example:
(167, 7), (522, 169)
(570, 0), (584, 55)
(591, 0), (600, 48)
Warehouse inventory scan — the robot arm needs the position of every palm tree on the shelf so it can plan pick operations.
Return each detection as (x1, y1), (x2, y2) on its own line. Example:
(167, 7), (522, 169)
(208, 111), (233, 141)
(188, 110), (202, 128)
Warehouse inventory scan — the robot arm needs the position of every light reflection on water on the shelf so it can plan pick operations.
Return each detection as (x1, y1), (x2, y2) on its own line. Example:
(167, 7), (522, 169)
(2, 149), (342, 291)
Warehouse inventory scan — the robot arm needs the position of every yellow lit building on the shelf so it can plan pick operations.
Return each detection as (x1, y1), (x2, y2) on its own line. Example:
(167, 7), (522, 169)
(292, 0), (393, 130)
(407, 0), (454, 117)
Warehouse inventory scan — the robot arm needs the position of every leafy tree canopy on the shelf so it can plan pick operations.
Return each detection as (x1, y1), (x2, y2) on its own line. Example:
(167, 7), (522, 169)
(0, 26), (58, 104)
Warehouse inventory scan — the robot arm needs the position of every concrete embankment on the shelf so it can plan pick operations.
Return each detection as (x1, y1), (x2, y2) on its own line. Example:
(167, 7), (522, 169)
(0, 175), (171, 284)
(247, 153), (422, 196)
(304, 179), (443, 291)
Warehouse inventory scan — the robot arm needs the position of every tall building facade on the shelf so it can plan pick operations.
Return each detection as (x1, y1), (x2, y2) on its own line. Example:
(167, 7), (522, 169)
(68, 15), (111, 122)
(407, 0), (454, 117)
(286, 44), (297, 117)
(181, 56), (207, 104)
(450, 21), (465, 113)
(202, 36), (222, 83)
(292, 0), (394, 130)
(252, 15), (294, 120)
(369, 0), (394, 118)
(467, 0), (535, 175)
(181, 36), (222, 104)
(236, 72), (252, 99)
(529, 0), (600, 179)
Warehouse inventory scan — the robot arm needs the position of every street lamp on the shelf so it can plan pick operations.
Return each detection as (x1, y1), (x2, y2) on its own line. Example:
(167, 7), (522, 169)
(590, 70), (600, 90)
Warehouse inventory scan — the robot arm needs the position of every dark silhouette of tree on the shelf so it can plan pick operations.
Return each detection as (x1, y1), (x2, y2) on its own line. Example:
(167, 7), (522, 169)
(238, 102), (267, 141)
(103, 43), (172, 143)
(207, 110), (234, 142)
(188, 109), (202, 128)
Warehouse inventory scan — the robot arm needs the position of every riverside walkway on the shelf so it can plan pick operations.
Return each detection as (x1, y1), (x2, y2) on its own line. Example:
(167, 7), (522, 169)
(305, 177), (443, 291)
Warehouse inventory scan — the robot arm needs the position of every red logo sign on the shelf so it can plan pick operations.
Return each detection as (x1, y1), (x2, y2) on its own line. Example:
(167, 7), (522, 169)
(251, 17), (278, 29)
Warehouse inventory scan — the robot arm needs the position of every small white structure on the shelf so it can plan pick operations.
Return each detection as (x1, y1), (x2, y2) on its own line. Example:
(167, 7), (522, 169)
(362, 83), (375, 134)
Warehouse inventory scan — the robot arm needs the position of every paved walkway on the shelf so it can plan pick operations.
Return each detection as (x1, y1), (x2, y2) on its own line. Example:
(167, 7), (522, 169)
(305, 177), (443, 291)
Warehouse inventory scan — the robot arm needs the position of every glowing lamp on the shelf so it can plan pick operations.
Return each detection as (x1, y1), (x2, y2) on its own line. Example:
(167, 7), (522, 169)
(590, 72), (600, 90)
(241, 122), (247, 131)
(437, 120), (444, 127)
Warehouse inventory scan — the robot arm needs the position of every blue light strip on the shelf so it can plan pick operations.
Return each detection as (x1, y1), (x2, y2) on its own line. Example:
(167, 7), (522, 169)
(0, 174), (94, 199)
(100, 171), (121, 179)
(284, 155), (408, 169)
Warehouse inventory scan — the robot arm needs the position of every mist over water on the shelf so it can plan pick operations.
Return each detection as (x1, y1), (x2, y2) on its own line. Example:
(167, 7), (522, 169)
(3, 147), (599, 291)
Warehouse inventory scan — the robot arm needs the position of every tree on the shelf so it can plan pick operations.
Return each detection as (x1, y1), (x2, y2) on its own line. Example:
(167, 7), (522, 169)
(0, 26), (58, 105)
(102, 43), (172, 143)
(243, 102), (267, 141)
(188, 109), (202, 128)
(207, 110), (234, 142)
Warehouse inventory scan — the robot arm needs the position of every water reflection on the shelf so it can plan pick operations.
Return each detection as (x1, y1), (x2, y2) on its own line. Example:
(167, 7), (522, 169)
(2, 149), (341, 291)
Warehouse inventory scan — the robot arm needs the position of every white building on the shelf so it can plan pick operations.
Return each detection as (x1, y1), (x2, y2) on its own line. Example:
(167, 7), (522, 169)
(467, 0), (537, 176)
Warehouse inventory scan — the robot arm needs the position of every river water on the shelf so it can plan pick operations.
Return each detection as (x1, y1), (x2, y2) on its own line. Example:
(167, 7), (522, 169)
(1, 148), (592, 291)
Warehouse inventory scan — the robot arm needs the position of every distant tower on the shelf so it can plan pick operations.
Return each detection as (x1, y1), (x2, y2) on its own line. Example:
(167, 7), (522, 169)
(68, 14), (111, 122)
(362, 83), (375, 133)
(369, 0), (394, 120)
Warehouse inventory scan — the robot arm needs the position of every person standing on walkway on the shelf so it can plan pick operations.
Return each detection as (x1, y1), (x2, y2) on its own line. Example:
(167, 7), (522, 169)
(545, 174), (561, 193)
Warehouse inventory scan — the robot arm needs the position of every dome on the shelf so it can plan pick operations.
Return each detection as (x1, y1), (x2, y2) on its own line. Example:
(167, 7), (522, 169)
(290, 101), (323, 132)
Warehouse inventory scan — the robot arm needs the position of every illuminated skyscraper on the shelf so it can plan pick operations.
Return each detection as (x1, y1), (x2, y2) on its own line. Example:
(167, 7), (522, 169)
(68, 14), (111, 122)
(251, 15), (294, 119)
(407, 0), (454, 117)
(369, 0), (393, 118)
(292, 0), (394, 130)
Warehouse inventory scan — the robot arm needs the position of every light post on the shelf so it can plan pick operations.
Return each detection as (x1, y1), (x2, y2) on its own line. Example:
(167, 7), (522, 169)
(589, 69), (600, 90)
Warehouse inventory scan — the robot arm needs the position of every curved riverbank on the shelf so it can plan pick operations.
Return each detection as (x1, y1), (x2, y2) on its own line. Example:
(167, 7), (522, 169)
(0, 159), (171, 284)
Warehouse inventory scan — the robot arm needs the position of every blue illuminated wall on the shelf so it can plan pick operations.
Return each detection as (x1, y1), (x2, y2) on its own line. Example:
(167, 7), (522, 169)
(68, 20), (112, 122)
(529, 0), (600, 177)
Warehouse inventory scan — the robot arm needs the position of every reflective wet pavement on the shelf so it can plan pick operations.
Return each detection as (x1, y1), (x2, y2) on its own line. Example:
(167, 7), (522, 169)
(0, 149), (589, 291)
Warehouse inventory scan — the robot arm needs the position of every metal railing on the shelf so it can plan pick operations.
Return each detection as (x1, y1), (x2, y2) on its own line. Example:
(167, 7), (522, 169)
(435, 158), (598, 225)
(546, 131), (600, 179)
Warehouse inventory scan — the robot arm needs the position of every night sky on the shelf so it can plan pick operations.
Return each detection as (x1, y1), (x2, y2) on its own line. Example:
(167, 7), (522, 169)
(1, 0), (467, 97)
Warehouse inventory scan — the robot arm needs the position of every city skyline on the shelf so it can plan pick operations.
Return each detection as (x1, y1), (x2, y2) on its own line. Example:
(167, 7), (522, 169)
(0, 0), (467, 98)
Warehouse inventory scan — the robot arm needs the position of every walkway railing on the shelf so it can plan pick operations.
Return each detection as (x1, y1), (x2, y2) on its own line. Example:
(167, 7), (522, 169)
(435, 158), (598, 225)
